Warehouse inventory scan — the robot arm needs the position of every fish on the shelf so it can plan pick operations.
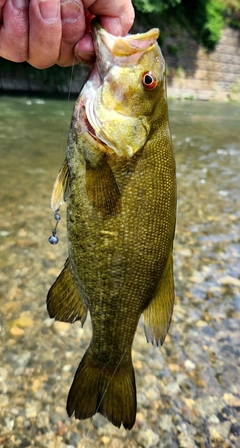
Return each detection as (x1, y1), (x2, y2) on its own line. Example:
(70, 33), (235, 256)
(47, 19), (176, 430)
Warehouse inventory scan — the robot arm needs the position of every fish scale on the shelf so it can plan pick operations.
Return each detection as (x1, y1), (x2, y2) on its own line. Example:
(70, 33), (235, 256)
(47, 19), (176, 430)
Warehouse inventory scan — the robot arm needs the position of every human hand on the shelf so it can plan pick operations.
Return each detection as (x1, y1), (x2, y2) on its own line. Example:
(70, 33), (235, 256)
(0, 0), (134, 68)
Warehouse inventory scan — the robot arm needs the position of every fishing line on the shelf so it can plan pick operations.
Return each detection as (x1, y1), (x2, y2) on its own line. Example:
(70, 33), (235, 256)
(85, 349), (128, 438)
(67, 57), (76, 103)
(48, 57), (76, 245)
(59, 56), (76, 155)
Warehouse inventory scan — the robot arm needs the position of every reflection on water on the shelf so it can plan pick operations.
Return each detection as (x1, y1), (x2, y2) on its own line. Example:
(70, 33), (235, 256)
(0, 95), (240, 444)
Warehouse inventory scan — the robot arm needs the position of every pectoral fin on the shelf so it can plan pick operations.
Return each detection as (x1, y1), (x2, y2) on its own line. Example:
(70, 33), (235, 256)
(143, 252), (175, 346)
(47, 259), (87, 325)
(51, 158), (70, 212)
(86, 155), (121, 217)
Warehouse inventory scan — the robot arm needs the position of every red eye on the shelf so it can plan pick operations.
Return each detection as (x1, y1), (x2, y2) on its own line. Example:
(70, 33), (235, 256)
(142, 71), (157, 90)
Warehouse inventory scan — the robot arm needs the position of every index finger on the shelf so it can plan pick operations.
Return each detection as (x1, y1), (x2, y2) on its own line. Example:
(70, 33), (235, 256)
(83, 0), (135, 36)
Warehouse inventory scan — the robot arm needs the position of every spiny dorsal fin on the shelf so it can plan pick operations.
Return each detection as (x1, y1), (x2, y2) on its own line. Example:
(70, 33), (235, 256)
(143, 252), (175, 346)
(86, 156), (121, 217)
(51, 158), (70, 212)
(47, 259), (87, 325)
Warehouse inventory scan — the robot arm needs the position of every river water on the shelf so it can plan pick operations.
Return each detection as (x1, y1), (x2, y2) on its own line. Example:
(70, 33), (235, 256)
(0, 96), (240, 447)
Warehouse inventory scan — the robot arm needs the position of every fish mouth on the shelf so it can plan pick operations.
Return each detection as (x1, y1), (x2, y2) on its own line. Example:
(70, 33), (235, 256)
(76, 20), (160, 158)
(91, 18), (159, 60)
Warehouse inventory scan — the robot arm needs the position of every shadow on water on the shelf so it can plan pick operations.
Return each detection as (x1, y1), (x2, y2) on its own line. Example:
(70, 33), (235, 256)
(0, 95), (240, 446)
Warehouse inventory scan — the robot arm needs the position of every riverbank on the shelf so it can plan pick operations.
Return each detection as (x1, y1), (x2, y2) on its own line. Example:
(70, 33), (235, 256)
(0, 26), (240, 101)
(165, 27), (240, 101)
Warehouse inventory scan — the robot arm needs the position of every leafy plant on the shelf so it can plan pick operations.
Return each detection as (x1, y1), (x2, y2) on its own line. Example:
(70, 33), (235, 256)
(133, 0), (238, 50)
(133, 0), (181, 14)
(181, 0), (226, 49)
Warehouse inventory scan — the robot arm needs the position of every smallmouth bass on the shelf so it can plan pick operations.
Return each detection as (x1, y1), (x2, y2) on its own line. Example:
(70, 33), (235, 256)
(47, 19), (176, 430)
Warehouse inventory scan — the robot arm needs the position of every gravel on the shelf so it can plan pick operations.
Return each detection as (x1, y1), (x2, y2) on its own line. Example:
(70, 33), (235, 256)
(1, 97), (240, 447)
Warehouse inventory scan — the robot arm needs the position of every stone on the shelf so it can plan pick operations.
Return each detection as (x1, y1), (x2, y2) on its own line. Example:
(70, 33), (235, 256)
(10, 326), (24, 337)
(136, 428), (160, 448)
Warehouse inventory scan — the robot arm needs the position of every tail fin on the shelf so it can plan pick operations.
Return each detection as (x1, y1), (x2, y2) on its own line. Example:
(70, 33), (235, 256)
(66, 349), (136, 430)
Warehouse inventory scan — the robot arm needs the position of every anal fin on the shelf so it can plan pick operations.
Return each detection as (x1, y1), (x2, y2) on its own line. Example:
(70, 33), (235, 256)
(143, 252), (175, 346)
(86, 155), (121, 217)
(47, 258), (87, 325)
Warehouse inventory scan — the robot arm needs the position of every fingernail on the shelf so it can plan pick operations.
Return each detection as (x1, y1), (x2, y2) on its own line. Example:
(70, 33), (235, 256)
(61, 0), (82, 24)
(12, 0), (28, 9)
(39, 0), (59, 22)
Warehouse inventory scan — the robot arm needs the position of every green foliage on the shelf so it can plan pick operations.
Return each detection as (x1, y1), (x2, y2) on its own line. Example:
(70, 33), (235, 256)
(133, 0), (240, 49)
(167, 44), (180, 56)
(224, 0), (240, 28)
(181, 0), (226, 49)
(133, 0), (181, 14)
(203, 0), (225, 47)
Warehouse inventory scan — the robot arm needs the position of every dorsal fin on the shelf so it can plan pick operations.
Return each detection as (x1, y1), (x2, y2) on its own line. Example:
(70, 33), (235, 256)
(47, 259), (87, 325)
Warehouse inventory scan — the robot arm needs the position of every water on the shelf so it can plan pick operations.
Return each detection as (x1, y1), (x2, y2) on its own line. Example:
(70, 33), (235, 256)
(170, 102), (240, 304)
(0, 95), (240, 445)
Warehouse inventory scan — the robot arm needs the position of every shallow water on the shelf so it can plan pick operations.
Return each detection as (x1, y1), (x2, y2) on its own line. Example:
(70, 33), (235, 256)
(0, 95), (240, 447)
(1, 96), (239, 306)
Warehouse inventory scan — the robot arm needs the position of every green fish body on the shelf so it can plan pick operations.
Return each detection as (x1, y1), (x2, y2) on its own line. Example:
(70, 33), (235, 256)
(47, 20), (176, 430)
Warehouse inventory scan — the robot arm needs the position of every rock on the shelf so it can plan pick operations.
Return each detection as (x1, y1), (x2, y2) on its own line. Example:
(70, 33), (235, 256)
(101, 436), (110, 445)
(62, 364), (72, 372)
(223, 393), (240, 407)
(184, 359), (196, 371)
(11, 315), (33, 328)
(135, 412), (146, 428)
(169, 363), (180, 373)
(159, 414), (174, 431)
(10, 326), (24, 338)
(164, 382), (181, 395)
(209, 421), (232, 442)
(77, 438), (99, 448)
(25, 401), (41, 419)
(217, 276), (240, 287)
(53, 321), (70, 335)
(178, 433), (197, 448)
(178, 248), (192, 257)
(136, 428), (160, 448)
(145, 387), (160, 401)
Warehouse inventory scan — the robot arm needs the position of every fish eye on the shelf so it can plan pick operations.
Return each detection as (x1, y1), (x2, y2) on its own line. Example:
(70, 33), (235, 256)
(142, 72), (157, 90)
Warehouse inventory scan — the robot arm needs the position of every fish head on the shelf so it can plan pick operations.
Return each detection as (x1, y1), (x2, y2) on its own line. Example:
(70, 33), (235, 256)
(79, 20), (167, 158)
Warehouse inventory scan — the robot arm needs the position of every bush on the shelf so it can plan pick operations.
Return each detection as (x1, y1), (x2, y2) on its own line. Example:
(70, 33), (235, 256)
(133, 0), (238, 50)
(133, 0), (181, 14)
(181, 0), (225, 49)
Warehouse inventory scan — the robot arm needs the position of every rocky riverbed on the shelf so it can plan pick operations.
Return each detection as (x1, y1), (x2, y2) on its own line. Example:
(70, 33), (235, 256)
(0, 97), (240, 447)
